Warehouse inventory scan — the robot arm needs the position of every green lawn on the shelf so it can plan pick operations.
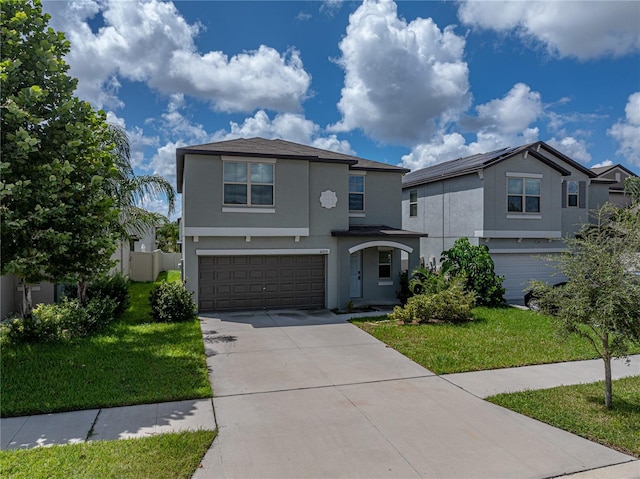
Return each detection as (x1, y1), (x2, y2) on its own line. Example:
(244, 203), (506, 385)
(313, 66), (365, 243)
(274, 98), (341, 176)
(488, 376), (640, 457)
(352, 306), (640, 374)
(0, 430), (215, 479)
(0, 272), (212, 417)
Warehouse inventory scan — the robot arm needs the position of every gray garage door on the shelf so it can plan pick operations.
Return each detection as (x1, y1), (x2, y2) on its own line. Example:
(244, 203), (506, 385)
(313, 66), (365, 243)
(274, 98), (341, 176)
(491, 253), (565, 304)
(198, 255), (325, 311)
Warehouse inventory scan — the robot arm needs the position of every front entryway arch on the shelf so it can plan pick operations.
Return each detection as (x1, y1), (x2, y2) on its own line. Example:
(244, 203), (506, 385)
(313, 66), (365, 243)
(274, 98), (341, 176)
(348, 241), (414, 255)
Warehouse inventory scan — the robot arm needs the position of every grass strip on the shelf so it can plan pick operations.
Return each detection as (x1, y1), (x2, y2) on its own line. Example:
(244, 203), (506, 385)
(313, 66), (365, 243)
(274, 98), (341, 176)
(0, 430), (216, 479)
(487, 376), (640, 457)
(352, 307), (639, 374)
(1, 272), (212, 417)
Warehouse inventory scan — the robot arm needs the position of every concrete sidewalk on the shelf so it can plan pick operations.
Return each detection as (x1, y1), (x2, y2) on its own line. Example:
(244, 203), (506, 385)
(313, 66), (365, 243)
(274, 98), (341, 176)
(0, 398), (214, 450)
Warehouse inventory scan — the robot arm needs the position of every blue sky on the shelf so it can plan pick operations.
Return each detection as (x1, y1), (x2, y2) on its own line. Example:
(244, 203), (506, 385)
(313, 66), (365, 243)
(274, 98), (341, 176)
(42, 0), (640, 217)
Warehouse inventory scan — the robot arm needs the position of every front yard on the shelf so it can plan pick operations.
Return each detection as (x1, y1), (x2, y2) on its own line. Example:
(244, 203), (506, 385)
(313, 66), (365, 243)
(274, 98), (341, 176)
(352, 306), (640, 374)
(354, 306), (640, 458)
(0, 271), (212, 417)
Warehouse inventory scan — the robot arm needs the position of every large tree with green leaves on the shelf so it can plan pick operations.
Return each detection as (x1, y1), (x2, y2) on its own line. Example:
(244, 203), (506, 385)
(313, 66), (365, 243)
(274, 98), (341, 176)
(1, 0), (119, 314)
(533, 203), (640, 408)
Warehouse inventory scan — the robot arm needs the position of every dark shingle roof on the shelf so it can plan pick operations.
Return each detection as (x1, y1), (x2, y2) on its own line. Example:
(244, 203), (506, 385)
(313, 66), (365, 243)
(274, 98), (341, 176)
(176, 137), (407, 191)
(402, 141), (593, 189)
(331, 225), (426, 238)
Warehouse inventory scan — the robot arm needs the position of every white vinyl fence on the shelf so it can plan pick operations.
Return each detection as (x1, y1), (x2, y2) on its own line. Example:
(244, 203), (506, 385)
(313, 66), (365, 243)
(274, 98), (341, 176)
(130, 250), (181, 282)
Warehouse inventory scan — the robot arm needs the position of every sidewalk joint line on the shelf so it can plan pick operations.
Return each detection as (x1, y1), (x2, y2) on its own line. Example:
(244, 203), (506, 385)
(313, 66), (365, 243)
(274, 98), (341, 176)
(213, 374), (436, 398)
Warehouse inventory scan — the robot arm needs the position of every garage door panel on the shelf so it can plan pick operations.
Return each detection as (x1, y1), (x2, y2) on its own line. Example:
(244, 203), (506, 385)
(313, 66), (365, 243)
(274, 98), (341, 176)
(198, 255), (326, 311)
(491, 253), (565, 304)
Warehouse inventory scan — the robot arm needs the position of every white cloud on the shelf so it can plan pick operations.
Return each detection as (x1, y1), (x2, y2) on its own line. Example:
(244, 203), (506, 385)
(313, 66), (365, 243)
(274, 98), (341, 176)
(329, 0), (470, 144)
(401, 83), (545, 170)
(591, 159), (614, 169)
(43, 0), (311, 112)
(608, 92), (640, 167)
(458, 0), (640, 60)
(213, 110), (355, 155)
(462, 83), (542, 134)
(547, 136), (591, 163)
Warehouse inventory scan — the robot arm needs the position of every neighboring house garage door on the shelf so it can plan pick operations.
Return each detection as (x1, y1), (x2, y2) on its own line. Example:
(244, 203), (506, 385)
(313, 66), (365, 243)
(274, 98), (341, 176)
(198, 255), (325, 311)
(491, 253), (565, 304)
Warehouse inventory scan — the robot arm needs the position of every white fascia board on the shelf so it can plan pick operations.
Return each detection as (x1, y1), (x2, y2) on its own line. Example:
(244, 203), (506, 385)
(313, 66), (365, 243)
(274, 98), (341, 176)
(196, 248), (330, 256)
(185, 227), (309, 237)
(474, 230), (562, 239)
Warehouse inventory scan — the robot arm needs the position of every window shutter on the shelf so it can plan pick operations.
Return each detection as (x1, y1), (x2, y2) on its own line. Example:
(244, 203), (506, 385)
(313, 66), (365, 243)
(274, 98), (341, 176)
(579, 181), (586, 208)
(561, 181), (567, 208)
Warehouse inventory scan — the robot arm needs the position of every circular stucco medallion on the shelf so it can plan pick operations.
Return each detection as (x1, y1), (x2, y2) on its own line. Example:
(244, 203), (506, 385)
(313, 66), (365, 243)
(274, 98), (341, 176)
(320, 190), (338, 209)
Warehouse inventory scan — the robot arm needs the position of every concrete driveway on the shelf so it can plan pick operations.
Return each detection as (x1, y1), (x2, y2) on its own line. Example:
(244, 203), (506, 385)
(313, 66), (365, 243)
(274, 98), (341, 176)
(195, 310), (634, 479)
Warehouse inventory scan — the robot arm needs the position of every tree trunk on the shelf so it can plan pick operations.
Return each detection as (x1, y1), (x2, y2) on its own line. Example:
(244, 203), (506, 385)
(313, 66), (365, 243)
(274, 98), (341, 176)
(603, 334), (612, 409)
(21, 281), (33, 319)
(77, 281), (88, 305)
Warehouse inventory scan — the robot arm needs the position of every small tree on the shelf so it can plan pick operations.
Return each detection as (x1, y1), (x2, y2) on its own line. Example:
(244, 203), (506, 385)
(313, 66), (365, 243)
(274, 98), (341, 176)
(533, 204), (640, 408)
(156, 220), (180, 253)
(440, 238), (505, 306)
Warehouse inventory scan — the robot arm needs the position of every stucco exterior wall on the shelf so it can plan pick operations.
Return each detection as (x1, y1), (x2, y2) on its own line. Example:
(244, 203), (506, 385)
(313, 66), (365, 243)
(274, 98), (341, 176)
(403, 173), (483, 268)
(350, 171), (404, 228)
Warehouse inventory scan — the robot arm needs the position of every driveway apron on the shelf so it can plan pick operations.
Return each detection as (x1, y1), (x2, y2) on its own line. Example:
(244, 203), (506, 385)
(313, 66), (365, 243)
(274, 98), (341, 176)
(195, 310), (634, 479)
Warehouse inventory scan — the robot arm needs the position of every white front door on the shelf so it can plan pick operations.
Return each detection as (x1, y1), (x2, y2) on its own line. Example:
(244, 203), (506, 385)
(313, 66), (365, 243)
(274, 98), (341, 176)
(350, 252), (362, 298)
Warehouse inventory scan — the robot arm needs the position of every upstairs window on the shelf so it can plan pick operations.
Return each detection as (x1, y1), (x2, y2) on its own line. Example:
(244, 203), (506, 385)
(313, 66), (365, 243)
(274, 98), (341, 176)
(567, 180), (579, 207)
(409, 190), (418, 217)
(507, 177), (540, 213)
(224, 162), (274, 206)
(349, 175), (365, 211)
(562, 180), (586, 209)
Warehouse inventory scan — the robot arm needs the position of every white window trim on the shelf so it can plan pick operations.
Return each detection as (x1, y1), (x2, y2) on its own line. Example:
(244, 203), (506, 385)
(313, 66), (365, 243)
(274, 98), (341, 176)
(506, 172), (543, 178)
(378, 248), (392, 280)
(409, 190), (418, 217)
(223, 160), (275, 207)
(566, 180), (579, 208)
(222, 207), (275, 214)
(349, 174), (366, 213)
(507, 176), (541, 214)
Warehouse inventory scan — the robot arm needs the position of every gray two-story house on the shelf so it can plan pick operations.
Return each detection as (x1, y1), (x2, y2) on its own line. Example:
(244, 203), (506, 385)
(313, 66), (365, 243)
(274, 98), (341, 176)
(177, 138), (423, 312)
(402, 141), (612, 303)
(590, 164), (637, 207)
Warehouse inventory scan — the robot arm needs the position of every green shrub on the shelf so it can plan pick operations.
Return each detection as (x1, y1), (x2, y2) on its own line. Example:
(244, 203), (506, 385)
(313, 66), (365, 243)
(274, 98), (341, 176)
(4, 297), (117, 344)
(409, 265), (448, 295)
(441, 237), (506, 306)
(149, 281), (197, 322)
(389, 276), (475, 324)
(87, 273), (130, 317)
(396, 270), (411, 305)
(62, 273), (130, 317)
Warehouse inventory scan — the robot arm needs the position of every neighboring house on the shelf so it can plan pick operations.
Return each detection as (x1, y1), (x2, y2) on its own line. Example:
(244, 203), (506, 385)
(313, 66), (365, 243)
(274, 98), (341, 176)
(590, 164), (638, 207)
(176, 137), (423, 312)
(401, 141), (612, 303)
